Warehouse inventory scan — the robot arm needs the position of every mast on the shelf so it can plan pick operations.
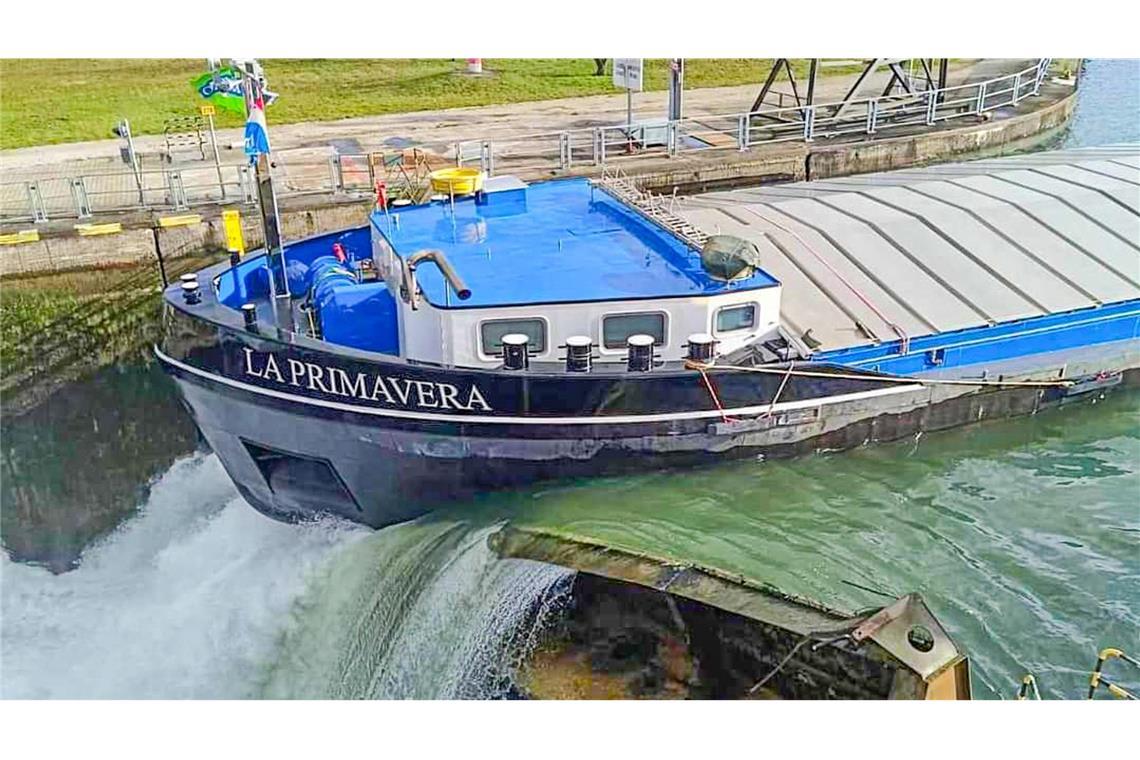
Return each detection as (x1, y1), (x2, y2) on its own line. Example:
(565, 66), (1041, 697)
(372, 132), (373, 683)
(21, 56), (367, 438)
(235, 58), (290, 323)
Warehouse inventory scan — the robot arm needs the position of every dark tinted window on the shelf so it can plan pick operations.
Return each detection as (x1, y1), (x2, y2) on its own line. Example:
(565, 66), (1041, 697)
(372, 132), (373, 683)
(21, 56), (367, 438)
(603, 313), (666, 348)
(716, 304), (757, 333)
(480, 318), (546, 355)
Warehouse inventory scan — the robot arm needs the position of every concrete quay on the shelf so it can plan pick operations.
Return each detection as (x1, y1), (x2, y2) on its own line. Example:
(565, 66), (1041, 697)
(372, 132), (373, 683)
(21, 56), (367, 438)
(0, 60), (1078, 278)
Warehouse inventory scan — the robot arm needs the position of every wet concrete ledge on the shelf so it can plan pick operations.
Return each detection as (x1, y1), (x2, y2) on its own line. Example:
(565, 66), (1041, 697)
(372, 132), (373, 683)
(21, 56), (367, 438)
(0, 84), (1077, 279)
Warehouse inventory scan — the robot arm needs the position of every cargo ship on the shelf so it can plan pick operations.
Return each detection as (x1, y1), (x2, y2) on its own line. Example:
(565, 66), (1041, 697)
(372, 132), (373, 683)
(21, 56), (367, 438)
(157, 144), (1140, 528)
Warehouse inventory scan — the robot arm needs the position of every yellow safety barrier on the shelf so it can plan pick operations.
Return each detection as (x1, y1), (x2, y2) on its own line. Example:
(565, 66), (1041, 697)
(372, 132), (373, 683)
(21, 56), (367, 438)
(0, 230), (40, 245)
(222, 209), (245, 256)
(75, 223), (122, 236)
(1088, 647), (1138, 700)
(158, 214), (202, 228)
(1015, 674), (1041, 700)
(1016, 647), (1137, 699)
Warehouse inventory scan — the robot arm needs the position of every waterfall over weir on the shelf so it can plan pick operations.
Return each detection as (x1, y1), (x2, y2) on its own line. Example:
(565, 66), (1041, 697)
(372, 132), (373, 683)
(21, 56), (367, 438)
(259, 520), (572, 699)
(1, 453), (571, 699)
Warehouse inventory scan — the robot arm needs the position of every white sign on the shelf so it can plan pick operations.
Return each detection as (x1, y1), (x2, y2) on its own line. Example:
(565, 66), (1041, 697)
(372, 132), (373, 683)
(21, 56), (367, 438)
(612, 58), (643, 92)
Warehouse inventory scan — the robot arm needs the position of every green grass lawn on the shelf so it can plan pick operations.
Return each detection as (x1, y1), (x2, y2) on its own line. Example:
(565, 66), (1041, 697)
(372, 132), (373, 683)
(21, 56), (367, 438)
(0, 58), (859, 150)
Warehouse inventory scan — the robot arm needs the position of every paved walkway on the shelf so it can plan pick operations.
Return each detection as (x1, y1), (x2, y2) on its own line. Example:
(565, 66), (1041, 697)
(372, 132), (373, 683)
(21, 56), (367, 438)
(1, 59), (1034, 179)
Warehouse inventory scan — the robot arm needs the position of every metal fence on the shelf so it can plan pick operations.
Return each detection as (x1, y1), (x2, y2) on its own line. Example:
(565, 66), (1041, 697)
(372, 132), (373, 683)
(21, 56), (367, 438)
(455, 59), (1054, 176)
(0, 149), (445, 224)
(1, 60), (1054, 224)
(0, 163), (261, 223)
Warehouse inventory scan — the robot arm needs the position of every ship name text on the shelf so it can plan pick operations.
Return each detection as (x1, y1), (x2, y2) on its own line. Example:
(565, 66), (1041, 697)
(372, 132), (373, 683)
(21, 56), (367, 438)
(242, 348), (492, 412)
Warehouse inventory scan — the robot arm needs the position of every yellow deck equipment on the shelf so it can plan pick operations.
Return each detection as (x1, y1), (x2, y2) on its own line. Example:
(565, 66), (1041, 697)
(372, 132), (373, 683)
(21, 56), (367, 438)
(429, 167), (484, 196)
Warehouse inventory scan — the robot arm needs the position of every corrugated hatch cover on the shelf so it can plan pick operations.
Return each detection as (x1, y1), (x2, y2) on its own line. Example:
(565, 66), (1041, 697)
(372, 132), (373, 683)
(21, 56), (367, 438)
(685, 144), (1140, 352)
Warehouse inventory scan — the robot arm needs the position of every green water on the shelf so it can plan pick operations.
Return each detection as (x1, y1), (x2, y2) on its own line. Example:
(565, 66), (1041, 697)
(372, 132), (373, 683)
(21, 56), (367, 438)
(251, 390), (1139, 700)
(475, 391), (1140, 699)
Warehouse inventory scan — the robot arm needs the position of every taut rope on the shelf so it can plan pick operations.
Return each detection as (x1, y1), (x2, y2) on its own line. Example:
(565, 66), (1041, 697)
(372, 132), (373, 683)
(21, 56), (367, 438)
(683, 359), (1074, 389)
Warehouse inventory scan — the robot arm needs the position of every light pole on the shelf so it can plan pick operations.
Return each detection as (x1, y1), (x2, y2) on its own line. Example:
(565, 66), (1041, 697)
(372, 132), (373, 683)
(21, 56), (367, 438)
(113, 118), (144, 205)
(203, 59), (226, 200)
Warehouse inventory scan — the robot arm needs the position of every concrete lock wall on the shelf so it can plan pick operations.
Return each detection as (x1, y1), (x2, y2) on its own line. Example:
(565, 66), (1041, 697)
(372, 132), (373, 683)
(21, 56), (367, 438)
(0, 229), (156, 277)
(0, 200), (374, 279)
(804, 92), (1077, 180)
(0, 89), (1078, 279)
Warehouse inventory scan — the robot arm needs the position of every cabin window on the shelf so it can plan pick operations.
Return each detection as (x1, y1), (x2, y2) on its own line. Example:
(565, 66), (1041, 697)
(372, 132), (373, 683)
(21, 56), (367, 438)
(480, 318), (547, 355)
(602, 312), (667, 349)
(715, 303), (758, 333)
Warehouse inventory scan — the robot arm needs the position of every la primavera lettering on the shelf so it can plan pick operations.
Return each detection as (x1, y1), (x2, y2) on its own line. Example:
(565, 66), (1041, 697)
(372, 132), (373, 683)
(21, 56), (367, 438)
(242, 348), (492, 412)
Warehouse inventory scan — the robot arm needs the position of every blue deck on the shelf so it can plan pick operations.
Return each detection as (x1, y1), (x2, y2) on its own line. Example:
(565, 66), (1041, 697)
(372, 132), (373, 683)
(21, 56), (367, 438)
(371, 178), (779, 309)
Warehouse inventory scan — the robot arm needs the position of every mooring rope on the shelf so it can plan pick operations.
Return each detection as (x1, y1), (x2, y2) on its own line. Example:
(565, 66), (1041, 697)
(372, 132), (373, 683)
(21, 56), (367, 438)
(761, 360), (796, 418)
(696, 366), (737, 423)
(748, 636), (813, 695)
(683, 359), (1075, 389)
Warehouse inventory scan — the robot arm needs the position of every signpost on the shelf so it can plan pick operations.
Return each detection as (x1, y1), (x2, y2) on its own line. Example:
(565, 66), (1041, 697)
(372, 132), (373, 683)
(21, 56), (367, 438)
(667, 58), (684, 122)
(612, 58), (643, 130)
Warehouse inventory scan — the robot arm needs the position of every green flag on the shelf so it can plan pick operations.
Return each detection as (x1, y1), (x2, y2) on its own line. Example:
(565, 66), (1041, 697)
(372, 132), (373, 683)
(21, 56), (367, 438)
(191, 67), (247, 115)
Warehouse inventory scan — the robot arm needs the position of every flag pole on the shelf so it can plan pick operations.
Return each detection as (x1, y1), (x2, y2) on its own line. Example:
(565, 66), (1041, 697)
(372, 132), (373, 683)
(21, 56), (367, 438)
(238, 59), (291, 328)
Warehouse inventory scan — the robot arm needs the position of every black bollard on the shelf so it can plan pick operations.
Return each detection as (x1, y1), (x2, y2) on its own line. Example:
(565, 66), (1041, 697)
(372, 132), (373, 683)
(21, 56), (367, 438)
(686, 333), (717, 363)
(501, 333), (530, 370)
(565, 335), (593, 373)
(241, 303), (259, 332)
(626, 334), (655, 372)
(181, 280), (201, 305)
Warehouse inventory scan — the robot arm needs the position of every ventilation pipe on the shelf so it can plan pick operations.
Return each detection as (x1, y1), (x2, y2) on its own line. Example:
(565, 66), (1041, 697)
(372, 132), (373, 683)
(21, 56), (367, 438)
(400, 249), (471, 309)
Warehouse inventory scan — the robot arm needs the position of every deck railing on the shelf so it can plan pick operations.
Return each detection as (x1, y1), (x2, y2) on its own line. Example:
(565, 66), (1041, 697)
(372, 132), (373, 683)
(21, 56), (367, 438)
(1, 60), (1054, 224)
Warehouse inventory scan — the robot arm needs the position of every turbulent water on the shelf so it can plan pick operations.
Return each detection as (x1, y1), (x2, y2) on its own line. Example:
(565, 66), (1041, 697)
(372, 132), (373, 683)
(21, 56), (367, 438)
(1, 453), (573, 699)
(1, 455), (364, 698)
(2, 59), (1138, 700)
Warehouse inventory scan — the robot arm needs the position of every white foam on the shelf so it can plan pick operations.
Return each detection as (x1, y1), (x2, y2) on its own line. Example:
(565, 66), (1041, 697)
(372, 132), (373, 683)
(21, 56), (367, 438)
(258, 520), (572, 699)
(1, 453), (365, 698)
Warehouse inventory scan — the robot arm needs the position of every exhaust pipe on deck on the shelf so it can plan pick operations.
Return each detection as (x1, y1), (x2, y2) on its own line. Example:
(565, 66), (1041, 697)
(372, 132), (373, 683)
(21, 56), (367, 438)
(400, 249), (472, 309)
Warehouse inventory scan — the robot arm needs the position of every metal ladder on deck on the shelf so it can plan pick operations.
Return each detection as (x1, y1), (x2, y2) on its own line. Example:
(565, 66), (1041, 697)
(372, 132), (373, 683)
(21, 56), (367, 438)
(595, 166), (709, 248)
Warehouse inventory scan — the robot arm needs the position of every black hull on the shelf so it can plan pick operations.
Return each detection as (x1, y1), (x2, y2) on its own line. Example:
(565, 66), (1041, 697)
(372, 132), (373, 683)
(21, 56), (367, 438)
(162, 351), (1137, 529)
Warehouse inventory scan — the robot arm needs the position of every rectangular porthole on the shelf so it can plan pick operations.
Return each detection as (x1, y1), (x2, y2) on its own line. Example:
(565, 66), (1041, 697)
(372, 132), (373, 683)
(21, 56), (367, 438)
(715, 303), (758, 333)
(242, 440), (361, 514)
(602, 312), (667, 349)
(480, 318), (547, 356)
